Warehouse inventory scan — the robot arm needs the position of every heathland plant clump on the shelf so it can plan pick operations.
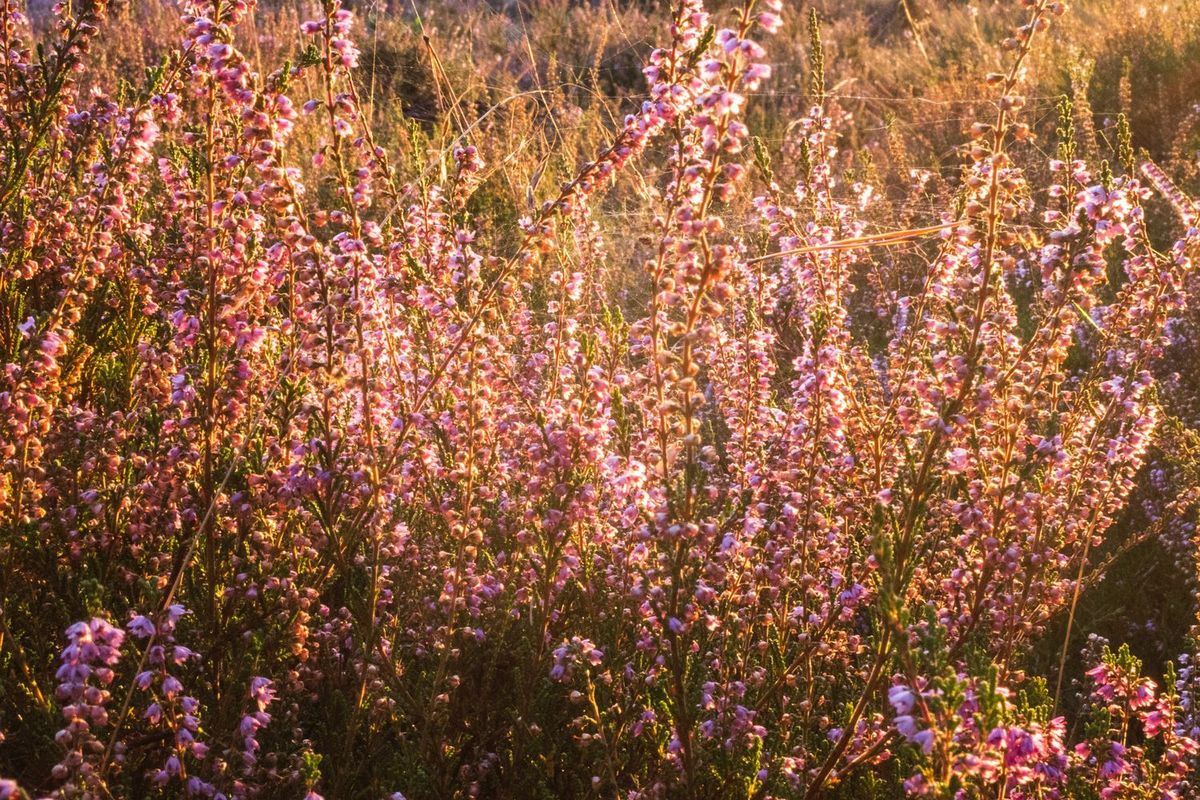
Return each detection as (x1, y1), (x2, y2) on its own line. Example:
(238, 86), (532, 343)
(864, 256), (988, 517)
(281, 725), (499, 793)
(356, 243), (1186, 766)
(1, 1), (1199, 798)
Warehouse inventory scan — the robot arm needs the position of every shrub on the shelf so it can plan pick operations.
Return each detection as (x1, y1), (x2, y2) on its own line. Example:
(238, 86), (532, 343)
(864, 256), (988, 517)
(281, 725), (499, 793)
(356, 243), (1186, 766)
(0, 1), (1198, 798)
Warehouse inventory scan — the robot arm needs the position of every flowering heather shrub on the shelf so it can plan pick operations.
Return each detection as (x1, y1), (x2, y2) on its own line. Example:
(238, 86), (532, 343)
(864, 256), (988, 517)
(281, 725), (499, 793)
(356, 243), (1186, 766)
(2, 0), (1200, 798)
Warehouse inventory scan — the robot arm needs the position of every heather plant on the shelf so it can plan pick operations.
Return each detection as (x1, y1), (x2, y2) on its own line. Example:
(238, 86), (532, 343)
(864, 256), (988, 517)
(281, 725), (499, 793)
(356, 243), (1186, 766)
(1, 0), (1199, 799)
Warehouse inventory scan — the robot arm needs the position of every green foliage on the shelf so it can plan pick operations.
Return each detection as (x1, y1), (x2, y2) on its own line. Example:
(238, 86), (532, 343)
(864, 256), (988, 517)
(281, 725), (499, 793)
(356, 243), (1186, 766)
(1117, 113), (1135, 173)
(1056, 94), (1077, 164)
(808, 9), (826, 105)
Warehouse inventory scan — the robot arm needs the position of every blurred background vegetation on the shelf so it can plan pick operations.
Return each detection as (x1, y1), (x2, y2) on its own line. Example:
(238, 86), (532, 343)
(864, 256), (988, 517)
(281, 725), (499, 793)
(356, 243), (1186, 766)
(33, 0), (1200, 236)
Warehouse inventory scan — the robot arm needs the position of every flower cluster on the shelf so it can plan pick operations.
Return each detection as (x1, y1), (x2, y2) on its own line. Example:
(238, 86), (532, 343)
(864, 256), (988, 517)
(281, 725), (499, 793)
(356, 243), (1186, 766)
(51, 619), (125, 793)
(1, 0), (1199, 798)
(128, 605), (210, 794)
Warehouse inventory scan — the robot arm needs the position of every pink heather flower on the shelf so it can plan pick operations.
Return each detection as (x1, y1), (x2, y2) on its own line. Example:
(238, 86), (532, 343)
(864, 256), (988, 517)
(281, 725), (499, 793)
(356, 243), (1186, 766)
(745, 63), (772, 84)
(889, 685), (917, 715)
(895, 714), (920, 740)
(162, 675), (184, 699)
(946, 447), (971, 473)
(757, 11), (782, 33)
(128, 615), (155, 638)
(250, 676), (276, 708)
(1098, 743), (1129, 778)
(1143, 708), (1167, 736)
